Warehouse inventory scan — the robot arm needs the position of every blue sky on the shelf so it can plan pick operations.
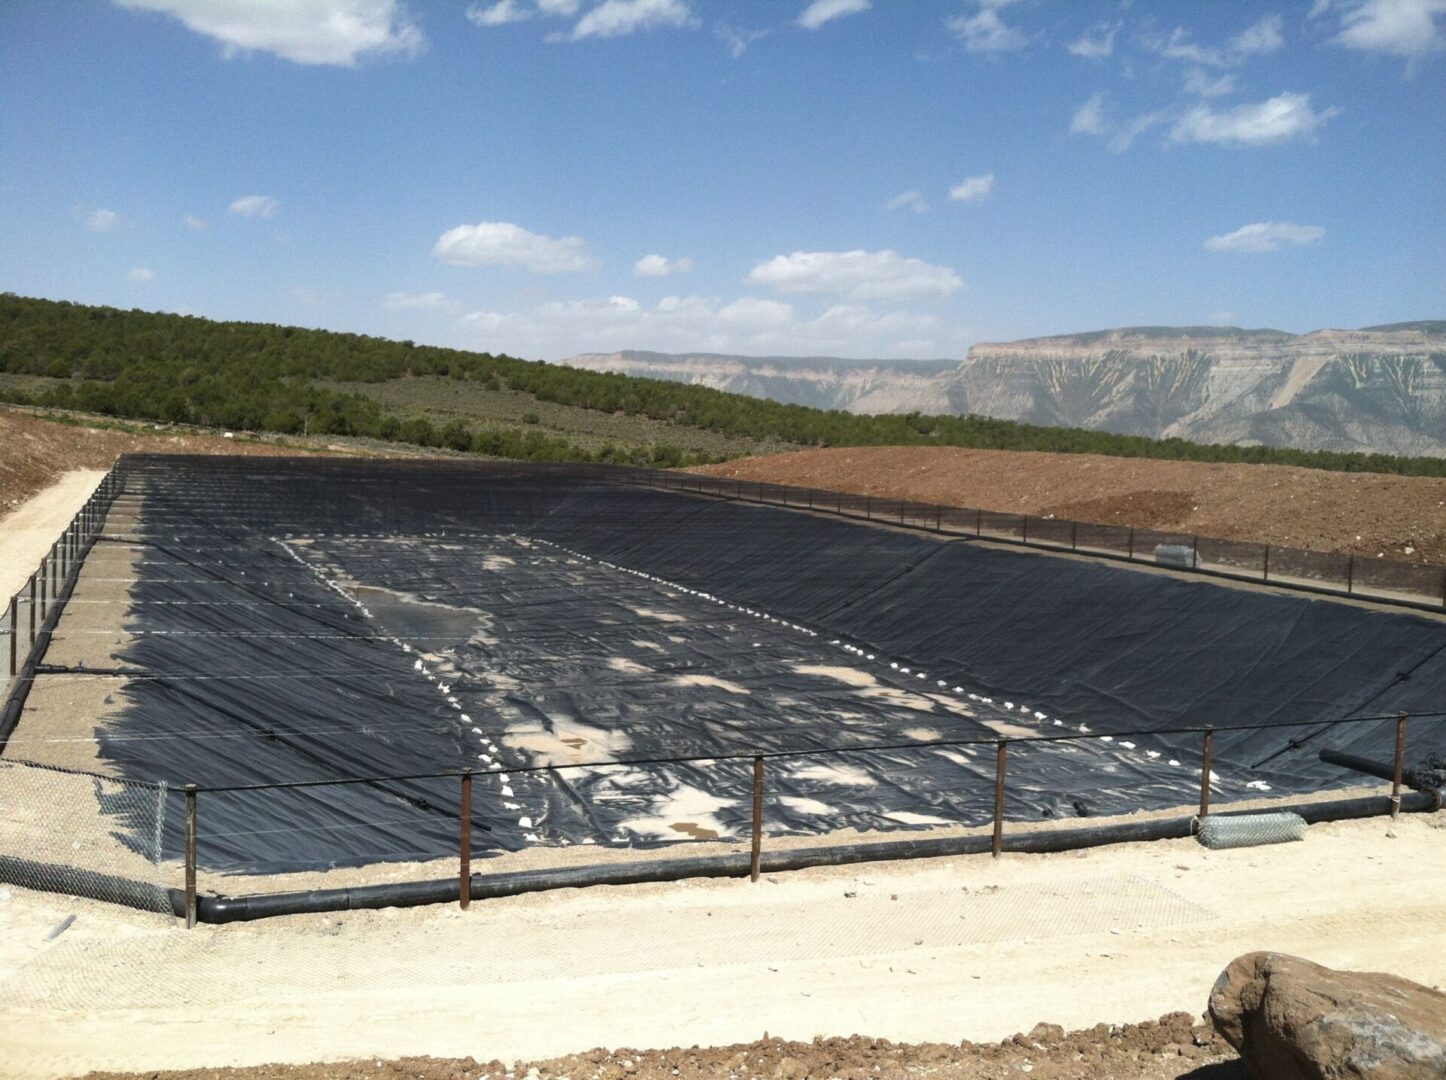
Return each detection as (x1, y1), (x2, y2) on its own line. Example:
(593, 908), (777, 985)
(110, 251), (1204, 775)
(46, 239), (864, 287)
(1, 0), (1442, 361)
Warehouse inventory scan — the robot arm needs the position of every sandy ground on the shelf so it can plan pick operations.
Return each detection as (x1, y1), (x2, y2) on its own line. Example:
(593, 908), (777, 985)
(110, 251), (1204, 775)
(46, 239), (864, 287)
(0, 814), (1441, 1078)
(0, 469), (104, 602)
(692, 446), (1446, 564)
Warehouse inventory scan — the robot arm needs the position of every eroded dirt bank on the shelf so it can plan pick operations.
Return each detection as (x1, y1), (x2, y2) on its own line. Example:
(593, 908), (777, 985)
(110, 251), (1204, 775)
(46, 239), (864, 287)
(693, 446), (1446, 564)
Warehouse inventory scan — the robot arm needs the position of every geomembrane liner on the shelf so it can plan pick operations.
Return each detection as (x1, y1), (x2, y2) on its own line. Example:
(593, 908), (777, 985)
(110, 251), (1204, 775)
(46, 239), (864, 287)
(13, 456), (1444, 873)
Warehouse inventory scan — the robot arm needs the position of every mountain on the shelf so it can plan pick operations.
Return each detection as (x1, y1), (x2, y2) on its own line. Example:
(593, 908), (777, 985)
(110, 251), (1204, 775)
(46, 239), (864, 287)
(561, 351), (960, 414)
(958, 325), (1446, 457)
(561, 323), (1446, 457)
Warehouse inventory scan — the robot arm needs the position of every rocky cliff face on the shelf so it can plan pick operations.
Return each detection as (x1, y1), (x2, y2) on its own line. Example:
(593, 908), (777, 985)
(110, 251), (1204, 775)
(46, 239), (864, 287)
(561, 351), (959, 414)
(559, 323), (1446, 456)
(955, 324), (1446, 457)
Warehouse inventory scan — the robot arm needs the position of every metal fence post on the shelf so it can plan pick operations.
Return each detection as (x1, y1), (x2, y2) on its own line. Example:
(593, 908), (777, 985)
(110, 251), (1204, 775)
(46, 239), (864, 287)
(1262, 545), (1271, 582)
(1127, 526), (1135, 560)
(39, 560), (47, 622)
(935, 504), (942, 533)
(992, 741), (1007, 857)
(1346, 555), (1354, 595)
(28, 574), (36, 644)
(1192, 535), (1199, 569)
(1199, 730), (1214, 817)
(750, 756), (764, 882)
(1390, 713), (1406, 819)
(7, 597), (15, 677)
(460, 770), (473, 909)
(184, 784), (198, 929)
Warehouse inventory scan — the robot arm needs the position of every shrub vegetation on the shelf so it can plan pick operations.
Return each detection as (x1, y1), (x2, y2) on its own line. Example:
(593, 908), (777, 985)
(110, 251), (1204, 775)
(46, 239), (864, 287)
(2, 293), (1441, 476)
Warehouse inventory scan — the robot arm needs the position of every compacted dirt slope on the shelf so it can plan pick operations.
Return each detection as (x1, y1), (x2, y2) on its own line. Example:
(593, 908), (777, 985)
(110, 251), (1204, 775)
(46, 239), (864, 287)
(0, 408), (426, 513)
(694, 446), (1446, 564)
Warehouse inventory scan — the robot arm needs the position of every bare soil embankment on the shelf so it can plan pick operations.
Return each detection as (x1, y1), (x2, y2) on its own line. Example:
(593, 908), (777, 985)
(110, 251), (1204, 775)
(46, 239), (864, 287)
(693, 446), (1446, 564)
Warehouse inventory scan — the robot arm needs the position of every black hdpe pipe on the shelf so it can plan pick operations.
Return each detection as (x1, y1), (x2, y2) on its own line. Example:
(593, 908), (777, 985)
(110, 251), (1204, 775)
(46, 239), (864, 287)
(188, 789), (1441, 924)
(1319, 748), (1443, 791)
(4, 791), (1435, 923)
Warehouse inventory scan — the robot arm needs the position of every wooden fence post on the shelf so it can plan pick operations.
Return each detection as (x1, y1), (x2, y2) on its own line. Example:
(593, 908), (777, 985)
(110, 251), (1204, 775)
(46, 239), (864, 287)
(750, 756), (764, 882)
(992, 742), (1007, 857)
(184, 784), (198, 929)
(1199, 731), (1214, 817)
(460, 771), (473, 909)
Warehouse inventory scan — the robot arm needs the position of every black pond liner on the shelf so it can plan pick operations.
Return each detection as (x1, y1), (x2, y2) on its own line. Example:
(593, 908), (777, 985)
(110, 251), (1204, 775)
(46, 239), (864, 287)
(81, 455), (1446, 875)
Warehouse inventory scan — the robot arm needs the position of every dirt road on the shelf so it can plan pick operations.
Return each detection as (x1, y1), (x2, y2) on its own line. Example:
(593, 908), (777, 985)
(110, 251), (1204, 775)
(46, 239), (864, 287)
(1, 814), (1440, 1078)
(693, 446), (1446, 564)
(0, 469), (104, 601)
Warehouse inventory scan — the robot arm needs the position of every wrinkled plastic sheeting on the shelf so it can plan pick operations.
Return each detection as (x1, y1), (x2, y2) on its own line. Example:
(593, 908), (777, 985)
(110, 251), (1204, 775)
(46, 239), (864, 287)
(83, 456), (1446, 873)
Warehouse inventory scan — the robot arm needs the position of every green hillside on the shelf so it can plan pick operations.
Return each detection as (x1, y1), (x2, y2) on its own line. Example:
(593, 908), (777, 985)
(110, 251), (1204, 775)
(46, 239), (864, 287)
(2, 293), (1443, 476)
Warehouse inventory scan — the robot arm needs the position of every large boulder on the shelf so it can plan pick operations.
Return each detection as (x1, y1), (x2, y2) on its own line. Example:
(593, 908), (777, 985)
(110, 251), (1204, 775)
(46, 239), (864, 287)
(1209, 951), (1446, 1079)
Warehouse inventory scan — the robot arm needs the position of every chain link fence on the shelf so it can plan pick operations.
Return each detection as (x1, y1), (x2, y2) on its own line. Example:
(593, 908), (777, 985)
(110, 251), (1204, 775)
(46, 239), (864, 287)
(0, 758), (176, 914)
(607, 467), (1446, 612)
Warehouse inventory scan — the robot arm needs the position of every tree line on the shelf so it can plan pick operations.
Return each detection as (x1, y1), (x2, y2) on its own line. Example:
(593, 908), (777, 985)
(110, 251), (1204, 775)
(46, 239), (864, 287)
(2, 293), (1442, 477)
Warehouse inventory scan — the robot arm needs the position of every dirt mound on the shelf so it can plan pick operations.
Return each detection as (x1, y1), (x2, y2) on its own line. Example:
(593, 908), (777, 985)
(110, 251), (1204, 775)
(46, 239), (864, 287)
(0, 408), (381, 515)
(692, 446), (1446, 564)
(82, 1013), (1239, 1080)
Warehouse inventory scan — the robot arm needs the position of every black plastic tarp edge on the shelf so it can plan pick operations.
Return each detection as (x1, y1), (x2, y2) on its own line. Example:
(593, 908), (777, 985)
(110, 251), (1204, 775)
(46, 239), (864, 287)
(2, 792), (1435, 923)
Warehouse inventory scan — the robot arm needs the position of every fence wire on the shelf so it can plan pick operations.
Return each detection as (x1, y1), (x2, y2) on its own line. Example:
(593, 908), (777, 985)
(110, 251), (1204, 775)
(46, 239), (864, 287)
(0, 759), (175, 915)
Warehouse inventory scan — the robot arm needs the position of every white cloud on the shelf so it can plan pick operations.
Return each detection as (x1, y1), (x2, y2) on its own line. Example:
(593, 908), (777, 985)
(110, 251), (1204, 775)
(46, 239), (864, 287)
(467, 0), (531, 25)
(1231, 14), (1285, 54)
(228, 194), (280, 219)
(1204, 221), (1326, 252)
(561, 0), (696, 41)
(948, 173), (994, 203)
(1333, 0), (1446, 60)
(382, 291), (457, 310)
(634, 254), (694, 277)
(433, 221), (597, 272)
(289, 286), (342, 305)
(459, 293), (961, 359)
(947, 3), (1027, 53)
(1147, 27), (1225, 66)
(1070, 93), (1107, 135)
(1183, 68), (1237, 97)
(183, 214), (208, 231)
(716, 22), (767, 57)
(1170, 92), (1339, 146)
(884, 190), (929, 214)
(1110, 111), (1169, 152)
(746, 249), (963, 300)
(113, 0), (424, 66)
(127, 267), (156, 282)
(85, 208), (121, 232)
(798, 0), (870, 31)
(1067, 23), (1118, 58)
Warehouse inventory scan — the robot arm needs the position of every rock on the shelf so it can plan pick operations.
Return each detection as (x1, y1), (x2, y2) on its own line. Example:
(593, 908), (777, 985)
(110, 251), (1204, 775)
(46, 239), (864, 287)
(1209, 951), (1446, 1079)
(773, 1055), (807, 1079)
(1027, 1023), (1065, 1046)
